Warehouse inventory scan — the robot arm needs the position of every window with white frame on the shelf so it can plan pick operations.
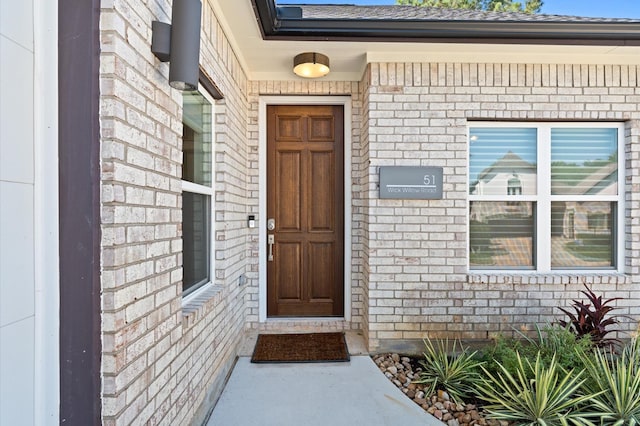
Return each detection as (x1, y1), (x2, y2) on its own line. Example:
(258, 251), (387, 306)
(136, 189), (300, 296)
(182, 88), (214, 295)
(468, 123), (624, 272)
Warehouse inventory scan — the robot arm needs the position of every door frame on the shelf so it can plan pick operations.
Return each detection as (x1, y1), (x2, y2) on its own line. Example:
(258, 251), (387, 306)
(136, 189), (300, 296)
(258, 96), (352, 322)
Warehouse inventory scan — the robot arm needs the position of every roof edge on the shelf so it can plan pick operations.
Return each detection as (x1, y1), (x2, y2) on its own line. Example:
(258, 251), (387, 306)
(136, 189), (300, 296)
(251, 0), (640, 45)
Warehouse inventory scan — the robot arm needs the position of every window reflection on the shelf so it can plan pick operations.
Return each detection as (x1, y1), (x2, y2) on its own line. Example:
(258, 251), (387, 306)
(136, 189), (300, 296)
(551, 201), (614, 269)
(469, 201), (534, 268)
(183, 92), (212, 186)
(183, 192), (211, 293)
(182, 90), (214, 295)
(469, 128), (537, 196)
(469, 125), (620, 271)
(551, 128), (617, 196)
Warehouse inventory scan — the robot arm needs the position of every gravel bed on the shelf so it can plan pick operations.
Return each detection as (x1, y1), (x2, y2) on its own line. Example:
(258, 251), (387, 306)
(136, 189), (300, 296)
(372, 353), (509, 426)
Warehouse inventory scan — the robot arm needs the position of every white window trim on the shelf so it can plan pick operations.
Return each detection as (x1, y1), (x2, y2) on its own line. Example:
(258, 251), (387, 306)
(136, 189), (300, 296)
(468, 121), (625, 274)
(182, 84), (216, 302)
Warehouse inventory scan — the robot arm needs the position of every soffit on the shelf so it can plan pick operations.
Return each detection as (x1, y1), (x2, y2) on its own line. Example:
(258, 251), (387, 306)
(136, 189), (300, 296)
(213, 0), (640, 82)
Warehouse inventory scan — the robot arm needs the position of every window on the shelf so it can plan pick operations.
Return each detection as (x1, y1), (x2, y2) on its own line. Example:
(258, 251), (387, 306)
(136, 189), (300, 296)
(468, 123), (623, 272)
(182, 88), (214, 295)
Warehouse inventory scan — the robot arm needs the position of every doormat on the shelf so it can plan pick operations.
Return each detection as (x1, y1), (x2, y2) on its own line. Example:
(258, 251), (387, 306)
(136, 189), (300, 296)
(251, 332), (350, 363)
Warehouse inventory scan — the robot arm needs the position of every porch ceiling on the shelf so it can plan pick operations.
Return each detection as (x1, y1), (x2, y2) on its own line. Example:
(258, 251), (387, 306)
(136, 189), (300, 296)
(213, 0), (640, 81)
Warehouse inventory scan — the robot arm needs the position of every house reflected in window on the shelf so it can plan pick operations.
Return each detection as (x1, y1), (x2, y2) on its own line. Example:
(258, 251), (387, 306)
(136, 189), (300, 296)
(507, 173), (522, 195)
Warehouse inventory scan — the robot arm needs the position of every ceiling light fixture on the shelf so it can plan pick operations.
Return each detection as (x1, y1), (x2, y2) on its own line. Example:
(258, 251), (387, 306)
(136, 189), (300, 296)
(293, 52), (330, 78)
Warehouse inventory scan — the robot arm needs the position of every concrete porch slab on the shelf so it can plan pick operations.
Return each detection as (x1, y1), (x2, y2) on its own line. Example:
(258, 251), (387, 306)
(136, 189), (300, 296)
(205, 356), (442, 426)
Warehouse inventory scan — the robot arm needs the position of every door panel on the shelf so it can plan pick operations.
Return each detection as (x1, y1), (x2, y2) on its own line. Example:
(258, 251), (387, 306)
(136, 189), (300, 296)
(275, 242), (302, 300)
(276, 115), (303, 141)
(308, 115), (334, 141)
(267, 105), (344, 317)
(277, 151), (302, 231)
(309, 242), (334, 300)
(309, 151), (334, 231)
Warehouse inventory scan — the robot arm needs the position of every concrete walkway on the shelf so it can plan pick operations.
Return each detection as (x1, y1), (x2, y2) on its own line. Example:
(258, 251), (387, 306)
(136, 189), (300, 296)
(205, 355), (442, 426)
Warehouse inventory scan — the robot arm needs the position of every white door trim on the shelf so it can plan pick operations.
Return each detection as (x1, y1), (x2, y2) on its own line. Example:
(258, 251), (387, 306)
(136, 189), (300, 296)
(258, 96), (353, 322)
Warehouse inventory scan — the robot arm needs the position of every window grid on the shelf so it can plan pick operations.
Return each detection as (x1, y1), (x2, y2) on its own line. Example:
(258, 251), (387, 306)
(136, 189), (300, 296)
(182, 85), (216, 297)
(468, 122), (624, 273)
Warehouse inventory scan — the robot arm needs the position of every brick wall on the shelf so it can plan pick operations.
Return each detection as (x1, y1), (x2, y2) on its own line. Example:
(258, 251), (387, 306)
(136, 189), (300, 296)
(99, 0), (249, 424)
(97, 1), (640, 419)
(359, 71), (372, 345)
(363, 62), (640, 352)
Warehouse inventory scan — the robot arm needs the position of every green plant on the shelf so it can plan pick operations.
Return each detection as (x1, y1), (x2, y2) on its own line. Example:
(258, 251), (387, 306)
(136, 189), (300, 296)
(480, 325), (592, 379)
(395, 0), (543, 14)
(478, 333), (526, 378)
(622, 334), (640, 368)
(557, 284), (623, 349)
(477, 352), (600, 426)
(519, 324), (593, 373)
(579, 338), (640, 425)
(413, 337), (484, 404)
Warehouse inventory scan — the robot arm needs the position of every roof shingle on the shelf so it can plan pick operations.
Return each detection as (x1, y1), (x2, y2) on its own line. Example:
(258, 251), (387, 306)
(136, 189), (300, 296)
(281, 4), (640, 23)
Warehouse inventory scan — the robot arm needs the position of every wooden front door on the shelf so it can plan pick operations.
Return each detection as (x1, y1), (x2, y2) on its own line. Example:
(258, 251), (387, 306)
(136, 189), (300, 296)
(267, 105), (344, 317)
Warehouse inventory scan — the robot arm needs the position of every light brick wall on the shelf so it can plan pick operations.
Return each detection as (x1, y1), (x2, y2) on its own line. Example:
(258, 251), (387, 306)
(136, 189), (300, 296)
(97, 2), (640, 419)
(99, 0), (250, 424)
(363, 62), (640, 351)
(359, 72), (372, 345)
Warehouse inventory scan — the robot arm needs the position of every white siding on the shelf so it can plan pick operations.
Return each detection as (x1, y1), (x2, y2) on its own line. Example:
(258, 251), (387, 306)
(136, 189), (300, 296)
(0, 2), (36, 423)
(0, 1), (58, 424)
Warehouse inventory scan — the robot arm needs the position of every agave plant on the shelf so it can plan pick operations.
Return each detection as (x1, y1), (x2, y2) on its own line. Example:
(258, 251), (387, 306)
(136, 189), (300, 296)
(622, 335), (640, 368)
(557, 284), (623, 349)
(413, 337), (483, 404)
(477, 351), (601, 426)
(579, 338), (640, 425)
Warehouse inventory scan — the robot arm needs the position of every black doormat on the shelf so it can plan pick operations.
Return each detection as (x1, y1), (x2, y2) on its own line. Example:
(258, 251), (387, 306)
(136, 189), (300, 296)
(251, 332), (350, 363)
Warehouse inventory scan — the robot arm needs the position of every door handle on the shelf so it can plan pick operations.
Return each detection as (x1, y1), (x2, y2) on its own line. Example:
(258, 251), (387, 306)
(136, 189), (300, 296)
(268, 234), (274, 261)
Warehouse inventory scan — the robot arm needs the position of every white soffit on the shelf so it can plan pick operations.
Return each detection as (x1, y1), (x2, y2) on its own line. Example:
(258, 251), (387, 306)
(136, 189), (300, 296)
(214, 0), (640, 82)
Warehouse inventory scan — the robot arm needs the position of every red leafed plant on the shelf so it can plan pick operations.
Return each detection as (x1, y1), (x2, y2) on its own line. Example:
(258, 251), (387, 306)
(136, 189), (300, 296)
(557, 284), (623, 349)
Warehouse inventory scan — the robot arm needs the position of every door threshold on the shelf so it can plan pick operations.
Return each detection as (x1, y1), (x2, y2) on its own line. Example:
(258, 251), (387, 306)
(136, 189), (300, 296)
(265, 317), (346, 323)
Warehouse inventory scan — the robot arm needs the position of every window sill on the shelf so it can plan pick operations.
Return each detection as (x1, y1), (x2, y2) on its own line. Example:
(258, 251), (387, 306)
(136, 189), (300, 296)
(181, 282), (224, 329)
(467, 272), (630, 285)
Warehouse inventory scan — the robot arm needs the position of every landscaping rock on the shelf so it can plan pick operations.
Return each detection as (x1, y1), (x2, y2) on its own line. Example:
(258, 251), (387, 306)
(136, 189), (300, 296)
(415, 398), (427, 406)
(372, 353), (513, 426)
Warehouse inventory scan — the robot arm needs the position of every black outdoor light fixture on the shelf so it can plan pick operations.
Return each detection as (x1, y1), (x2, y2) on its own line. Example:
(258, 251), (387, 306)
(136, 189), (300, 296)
(152, 0), (202, 91)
